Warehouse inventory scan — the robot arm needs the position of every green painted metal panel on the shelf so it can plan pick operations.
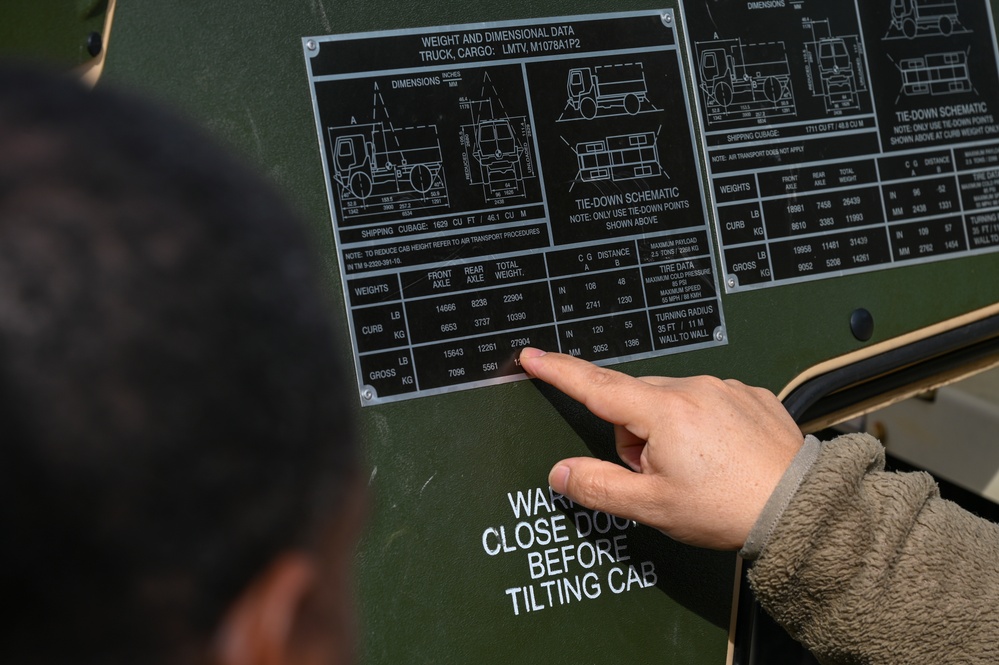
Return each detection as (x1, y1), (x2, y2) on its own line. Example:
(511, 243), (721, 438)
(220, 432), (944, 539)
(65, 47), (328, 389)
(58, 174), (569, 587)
(0, 0), (108, 65)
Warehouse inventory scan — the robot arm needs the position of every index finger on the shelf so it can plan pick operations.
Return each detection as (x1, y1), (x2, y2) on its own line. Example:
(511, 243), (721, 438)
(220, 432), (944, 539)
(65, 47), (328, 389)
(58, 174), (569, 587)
(519, 348), (663, 427)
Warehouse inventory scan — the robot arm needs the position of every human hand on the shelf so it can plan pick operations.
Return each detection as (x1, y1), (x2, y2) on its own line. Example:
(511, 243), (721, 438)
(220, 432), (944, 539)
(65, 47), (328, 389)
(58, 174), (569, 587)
(519, 348), (804, 550)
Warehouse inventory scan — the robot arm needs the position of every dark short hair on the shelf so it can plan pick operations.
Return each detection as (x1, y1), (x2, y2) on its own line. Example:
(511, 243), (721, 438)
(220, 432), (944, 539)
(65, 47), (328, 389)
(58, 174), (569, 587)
(0, 66), (358, 663)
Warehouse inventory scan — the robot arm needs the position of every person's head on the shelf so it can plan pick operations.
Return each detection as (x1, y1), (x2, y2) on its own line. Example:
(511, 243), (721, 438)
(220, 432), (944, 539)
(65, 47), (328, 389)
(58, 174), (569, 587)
(0, 66), (362, 665)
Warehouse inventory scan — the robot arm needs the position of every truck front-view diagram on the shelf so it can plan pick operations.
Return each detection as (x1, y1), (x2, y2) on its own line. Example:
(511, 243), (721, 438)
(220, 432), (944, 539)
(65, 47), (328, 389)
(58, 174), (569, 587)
(803, 19), (867, 113)
(472, 118), (526, 200)
(459, 72), (537, 204)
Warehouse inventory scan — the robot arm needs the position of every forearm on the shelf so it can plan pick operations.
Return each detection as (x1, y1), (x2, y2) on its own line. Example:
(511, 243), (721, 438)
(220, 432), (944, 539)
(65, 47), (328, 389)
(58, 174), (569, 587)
(747, 433), (999, 664)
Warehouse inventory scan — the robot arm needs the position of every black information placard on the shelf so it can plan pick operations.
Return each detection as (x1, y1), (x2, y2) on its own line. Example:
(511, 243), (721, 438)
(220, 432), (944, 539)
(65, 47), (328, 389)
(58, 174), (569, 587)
(305, 11), (726, 404)
(681, 0), (999, 290)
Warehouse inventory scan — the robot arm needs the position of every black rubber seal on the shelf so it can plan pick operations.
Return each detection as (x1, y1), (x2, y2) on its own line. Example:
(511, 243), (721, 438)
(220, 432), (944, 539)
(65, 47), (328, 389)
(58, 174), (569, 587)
(784, 312), (999, 425)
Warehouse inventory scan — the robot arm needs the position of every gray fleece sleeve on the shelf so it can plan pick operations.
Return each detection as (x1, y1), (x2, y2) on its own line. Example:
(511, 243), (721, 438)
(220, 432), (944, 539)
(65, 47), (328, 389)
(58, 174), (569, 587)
(747, 433), (999, 664)
(740, 434), (822, 560)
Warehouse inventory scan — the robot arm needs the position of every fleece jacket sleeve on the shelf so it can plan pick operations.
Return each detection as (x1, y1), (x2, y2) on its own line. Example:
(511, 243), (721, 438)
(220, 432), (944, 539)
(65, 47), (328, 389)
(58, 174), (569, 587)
(746, 432), (999, 664)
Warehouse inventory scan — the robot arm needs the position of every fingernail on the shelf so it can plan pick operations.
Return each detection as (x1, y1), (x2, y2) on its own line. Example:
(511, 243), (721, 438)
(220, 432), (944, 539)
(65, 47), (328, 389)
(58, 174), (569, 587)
(520, 347), (547, 361)
(549, 464), (570, 493)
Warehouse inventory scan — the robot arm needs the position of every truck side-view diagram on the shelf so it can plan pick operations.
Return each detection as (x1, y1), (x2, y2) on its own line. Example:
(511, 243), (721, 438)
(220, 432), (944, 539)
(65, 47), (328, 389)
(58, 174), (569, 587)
(802, 19), (867, 113)
(330, 121), (446, 206)
(890, 0), (962, 39)
(328, 81), (449, 219)
(573, 131), (663, 184)
(697, 38), (795, 124)
(899, 50), (972, 96)
(565, 62), (649, 119)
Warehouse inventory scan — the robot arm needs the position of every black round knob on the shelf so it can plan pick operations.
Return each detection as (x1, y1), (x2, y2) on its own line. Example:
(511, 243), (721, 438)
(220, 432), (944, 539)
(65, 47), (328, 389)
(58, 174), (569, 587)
(850, 308), (874, 342)
(86, 32), (103, 58)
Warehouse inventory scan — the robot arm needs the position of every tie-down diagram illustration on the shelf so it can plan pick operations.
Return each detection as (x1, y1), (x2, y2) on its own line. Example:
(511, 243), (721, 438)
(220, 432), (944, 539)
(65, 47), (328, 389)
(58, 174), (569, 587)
(557, 60), (667, 188)
(886, 0), (967, 40)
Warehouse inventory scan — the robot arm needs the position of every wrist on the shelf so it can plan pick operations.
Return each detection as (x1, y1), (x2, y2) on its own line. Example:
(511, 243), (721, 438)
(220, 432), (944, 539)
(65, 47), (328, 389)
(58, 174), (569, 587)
(739, 435), (821, 560)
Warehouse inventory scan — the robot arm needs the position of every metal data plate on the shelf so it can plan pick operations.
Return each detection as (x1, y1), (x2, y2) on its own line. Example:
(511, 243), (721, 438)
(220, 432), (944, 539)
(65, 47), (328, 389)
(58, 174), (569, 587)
(304, 10), (726, 405)
(681, 0), (999, 291)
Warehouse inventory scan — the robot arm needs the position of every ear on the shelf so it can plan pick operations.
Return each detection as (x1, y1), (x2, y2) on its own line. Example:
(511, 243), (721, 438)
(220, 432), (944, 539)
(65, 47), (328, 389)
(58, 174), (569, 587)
(213, 553), (318, 665)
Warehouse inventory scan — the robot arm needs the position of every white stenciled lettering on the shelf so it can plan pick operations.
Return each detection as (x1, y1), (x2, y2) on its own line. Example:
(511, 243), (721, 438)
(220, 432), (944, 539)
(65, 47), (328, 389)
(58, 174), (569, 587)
(482, 486), (658, 616)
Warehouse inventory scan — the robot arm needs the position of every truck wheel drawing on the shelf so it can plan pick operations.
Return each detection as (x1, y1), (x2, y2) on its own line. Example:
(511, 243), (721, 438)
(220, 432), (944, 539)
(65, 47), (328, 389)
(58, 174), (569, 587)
(328, 82), (448, 220)
(802, 19), (867, 113)
(562, 62), (654, 120)
(898, 50), (973, 96)
(459, 72), (536, 204)
(696, 38), (796, 125)
(570, 130), (664, 186)
(888, 0), (963, 39)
